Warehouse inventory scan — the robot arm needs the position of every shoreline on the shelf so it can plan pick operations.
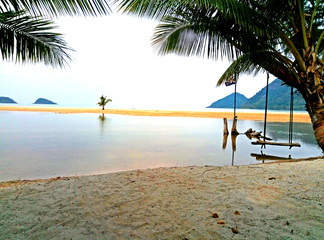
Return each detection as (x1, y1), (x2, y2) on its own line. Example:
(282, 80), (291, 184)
(1, 160), (323, 239)
(0, 106), (311, 123)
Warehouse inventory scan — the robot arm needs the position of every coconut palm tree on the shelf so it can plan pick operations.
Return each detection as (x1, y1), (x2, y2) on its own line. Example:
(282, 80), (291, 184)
(97, 95), (112, 110)
(0, 0), (111, 67)
(115, 0), (324, 151)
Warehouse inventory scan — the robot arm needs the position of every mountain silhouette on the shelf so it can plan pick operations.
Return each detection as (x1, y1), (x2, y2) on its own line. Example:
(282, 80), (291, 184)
(207, 79), (305, 111)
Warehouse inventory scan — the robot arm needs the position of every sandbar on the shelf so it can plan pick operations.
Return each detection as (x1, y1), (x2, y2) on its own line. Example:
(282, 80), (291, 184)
(0, 106), (311, 123)
(0, 160), (323, 239)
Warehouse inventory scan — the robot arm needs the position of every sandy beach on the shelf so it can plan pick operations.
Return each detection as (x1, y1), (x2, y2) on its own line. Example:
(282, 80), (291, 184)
(1, 106), (322, 239)
(0, 160), (323, 239)
(0, 105), (311, 123)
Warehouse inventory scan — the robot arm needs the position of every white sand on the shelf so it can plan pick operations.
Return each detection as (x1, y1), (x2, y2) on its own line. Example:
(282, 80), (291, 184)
(0, 160), (323, 239)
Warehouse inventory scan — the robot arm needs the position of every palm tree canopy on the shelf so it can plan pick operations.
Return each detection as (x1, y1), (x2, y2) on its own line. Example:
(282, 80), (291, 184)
(0, 10), (71, 67)
(1, 0), (111, 17)
(98, 95), (112, 106)
(115, 0), (324, 151)
(0, 0), (111, 67)
(115, 0), (324, 88)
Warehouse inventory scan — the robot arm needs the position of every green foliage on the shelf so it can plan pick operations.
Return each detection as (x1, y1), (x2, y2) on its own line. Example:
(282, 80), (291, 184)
(242, 80), (306, 110)
(97, 95), (112, 110)
(1, 0), (111, 17)
(0, 10), (71, 67)
(208, 79), (306, 110)
(115, 0), (324, 87)
(207, 92), (247, 108)
(0, 0), (111, 67)
(114, 0), (324, 150)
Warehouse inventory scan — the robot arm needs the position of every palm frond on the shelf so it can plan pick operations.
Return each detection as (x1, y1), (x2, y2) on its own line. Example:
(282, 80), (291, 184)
(116, 0), (323, 88)
(114, 0), (184, 19)
(0, 0), (111, 17)
(152, 5), (280, 62)
(217, 50), (296, 87)
(0, 11), (72, 67)
(115, 0), (279, 38)
(152, 14), (238, 61)
(217, 53), (264, 86)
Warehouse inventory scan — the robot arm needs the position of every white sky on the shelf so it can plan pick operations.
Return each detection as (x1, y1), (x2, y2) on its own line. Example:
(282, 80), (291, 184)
(0, 13), (275, 109)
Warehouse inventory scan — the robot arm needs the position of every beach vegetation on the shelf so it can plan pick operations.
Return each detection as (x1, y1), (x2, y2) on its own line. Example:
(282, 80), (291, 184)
(97, 95), (112, 110)
(114, 0), (324, 151)
(0, 0), (110, 67)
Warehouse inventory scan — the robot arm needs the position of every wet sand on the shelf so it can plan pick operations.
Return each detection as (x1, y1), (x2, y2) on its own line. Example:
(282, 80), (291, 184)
(0, 160), (323, 239)
(0, 106), (311, 123)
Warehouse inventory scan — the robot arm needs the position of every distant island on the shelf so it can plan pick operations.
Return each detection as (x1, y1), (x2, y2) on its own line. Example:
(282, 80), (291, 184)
(33, 98), (57, 105)
(207, 78), (306, 111)
(0, 97), (17, 104)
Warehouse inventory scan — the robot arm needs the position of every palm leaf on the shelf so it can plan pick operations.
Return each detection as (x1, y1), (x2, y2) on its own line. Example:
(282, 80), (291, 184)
(217, 50), (298, 88)
(151, 4), (280, 60)
(116, 0), (323, 87)
(115, 0), (279, 38)
(153, 14), (238, 61)
(0, 11), (72, 67)
(0, 0), (111, 17)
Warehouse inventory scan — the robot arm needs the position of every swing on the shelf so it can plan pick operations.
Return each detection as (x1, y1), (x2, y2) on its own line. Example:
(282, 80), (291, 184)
(252, 73), (301, 148)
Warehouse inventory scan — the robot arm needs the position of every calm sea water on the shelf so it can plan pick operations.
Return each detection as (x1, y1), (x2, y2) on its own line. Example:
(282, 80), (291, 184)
(0, 111), (321, 182)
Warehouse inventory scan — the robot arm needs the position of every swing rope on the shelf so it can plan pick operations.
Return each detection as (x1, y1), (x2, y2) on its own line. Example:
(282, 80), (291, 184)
(263, 72), (269, 143)
(233, 73), (237, 119)
(289, 86), (294, 144)
(252, 74), (301, 148)
(263, 73), (295, 147)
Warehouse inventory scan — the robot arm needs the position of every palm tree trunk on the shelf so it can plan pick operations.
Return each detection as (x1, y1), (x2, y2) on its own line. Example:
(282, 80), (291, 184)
(299, 50), (324, 151)
(306, 101), (324, 151)
(303, 83), (324, 151)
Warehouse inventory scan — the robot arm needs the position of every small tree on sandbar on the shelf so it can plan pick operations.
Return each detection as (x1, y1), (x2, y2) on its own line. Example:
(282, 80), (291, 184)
(97, 95), (112, 110)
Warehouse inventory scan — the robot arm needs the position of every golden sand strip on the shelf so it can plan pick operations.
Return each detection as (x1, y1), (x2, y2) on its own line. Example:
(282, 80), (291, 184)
(0, 105), (311, 123)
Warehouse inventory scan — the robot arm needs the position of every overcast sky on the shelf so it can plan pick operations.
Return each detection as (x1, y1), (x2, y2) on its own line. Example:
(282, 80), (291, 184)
(0, 13), (275, 110)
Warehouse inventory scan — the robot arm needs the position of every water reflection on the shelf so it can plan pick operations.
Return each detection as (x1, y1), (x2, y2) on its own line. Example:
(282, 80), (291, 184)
(99, 113), (105, 121)
(250, 151), (323, 162)
(222, 119), (322, 165)
(0, 112), (321, 182)
(251, 152), (292, 162)
(222, 129), (238, 166)
(222, 133), (228, 149)
(98, 113), (111, 136)
(265, 122), (316, 145)
(231, 134), (238, 152)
